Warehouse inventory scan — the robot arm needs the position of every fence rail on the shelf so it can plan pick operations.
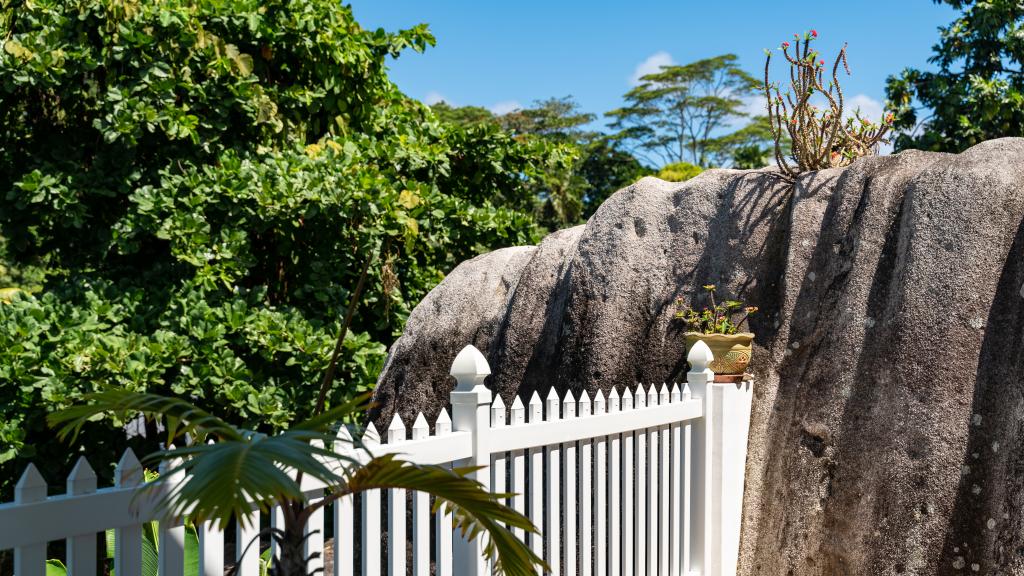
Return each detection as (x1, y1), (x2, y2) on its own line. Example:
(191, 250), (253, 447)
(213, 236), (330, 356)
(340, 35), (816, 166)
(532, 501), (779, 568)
(0, 341), (753, 576)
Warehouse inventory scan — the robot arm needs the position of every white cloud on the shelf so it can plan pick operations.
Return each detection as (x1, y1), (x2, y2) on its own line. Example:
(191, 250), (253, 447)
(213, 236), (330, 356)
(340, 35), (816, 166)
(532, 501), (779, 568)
(845, 94), (884, 122)
(423, 91), (448, 106)
(845, 94), (893, 155)
(630, 51), (675, 86)
(741, 94), (768, 118)
(489, 100), (522, 116)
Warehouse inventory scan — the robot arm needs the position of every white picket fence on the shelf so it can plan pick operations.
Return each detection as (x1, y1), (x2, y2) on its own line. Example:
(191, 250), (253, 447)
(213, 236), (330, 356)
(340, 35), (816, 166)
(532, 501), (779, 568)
(0, 341), (754, 576)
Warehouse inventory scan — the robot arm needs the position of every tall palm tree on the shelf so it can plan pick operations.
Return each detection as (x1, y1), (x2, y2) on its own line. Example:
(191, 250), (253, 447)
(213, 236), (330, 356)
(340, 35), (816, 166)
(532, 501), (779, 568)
(49, 391), (545, 576)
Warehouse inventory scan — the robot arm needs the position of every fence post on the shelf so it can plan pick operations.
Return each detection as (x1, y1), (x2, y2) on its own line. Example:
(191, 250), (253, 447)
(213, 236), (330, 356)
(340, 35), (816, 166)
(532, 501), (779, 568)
(449, 344), (493, 576)
(686, 339), (754, 576)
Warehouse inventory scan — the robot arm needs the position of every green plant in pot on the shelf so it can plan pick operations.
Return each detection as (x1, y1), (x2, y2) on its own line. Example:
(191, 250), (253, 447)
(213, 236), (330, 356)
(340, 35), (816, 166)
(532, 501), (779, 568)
(675, 285), (758, 381)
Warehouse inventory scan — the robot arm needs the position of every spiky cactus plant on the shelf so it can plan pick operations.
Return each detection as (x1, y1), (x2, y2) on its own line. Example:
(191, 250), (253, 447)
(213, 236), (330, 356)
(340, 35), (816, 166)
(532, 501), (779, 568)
(763, 31), (895, 180)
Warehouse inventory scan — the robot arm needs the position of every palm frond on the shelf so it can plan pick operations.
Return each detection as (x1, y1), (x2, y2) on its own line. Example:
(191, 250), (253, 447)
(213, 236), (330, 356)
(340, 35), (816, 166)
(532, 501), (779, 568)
(342, 454), (547, 576)
(153, 428), (360, 530)
(50, 391), (545, 575)
(48, 390), (241, 444)
(50, 391), (364, 530)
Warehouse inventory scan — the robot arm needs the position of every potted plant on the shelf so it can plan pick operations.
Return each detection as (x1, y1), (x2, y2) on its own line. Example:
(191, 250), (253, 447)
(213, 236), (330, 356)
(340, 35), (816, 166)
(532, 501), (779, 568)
(675, 284), (758, 381)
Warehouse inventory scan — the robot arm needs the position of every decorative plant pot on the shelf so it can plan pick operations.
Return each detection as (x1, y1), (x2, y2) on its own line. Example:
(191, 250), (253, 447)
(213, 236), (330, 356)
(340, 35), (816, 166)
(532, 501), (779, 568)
(685, 332), (754, 377)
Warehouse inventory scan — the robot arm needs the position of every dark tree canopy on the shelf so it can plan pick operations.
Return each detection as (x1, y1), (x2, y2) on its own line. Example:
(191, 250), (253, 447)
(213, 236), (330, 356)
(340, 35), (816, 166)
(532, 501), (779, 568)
(0, 0), (566, 498)
(579, 140), (654, 218)
(886, 0), (1024, 151)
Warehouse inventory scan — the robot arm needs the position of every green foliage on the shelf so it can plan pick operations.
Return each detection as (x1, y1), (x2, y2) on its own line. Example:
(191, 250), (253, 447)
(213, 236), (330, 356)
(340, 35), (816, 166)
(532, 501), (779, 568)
(607, 54), (759, 168)
(578, 140), (654, 218)
(51, 391), (546, 576)
(717, 116), (782, 169)
(430, 101), (495, 127)
(886, 1), (1024, 152)
(674, 285), (758, 335)
(434, 97), (651, 228)
(0, 0), (556, 499)
(656, 162), (704, 182)
(499, 97), (597, 143)
(493, 97), (596, 229)
(763, 31), (893, 180)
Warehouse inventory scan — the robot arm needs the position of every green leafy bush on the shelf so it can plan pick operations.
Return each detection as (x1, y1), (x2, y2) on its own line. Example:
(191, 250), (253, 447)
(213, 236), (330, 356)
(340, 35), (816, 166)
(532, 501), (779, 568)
(0, 0), (563, 498)
(886, 1), (1024, 152)
(656, 162), (704, 182)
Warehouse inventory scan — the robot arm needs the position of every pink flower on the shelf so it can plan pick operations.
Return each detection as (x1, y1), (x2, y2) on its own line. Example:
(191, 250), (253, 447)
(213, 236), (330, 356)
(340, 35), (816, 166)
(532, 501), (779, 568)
(819, 59), (825, 65)
(782, 41), (790, 48)
(811, 29), (818, 38)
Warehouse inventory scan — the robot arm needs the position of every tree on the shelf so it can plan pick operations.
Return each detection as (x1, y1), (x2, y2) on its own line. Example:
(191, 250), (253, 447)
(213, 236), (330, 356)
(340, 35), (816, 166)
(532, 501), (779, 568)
(886, 0), (1024, 152)
(430, 97), (654, 226)
(500, 96), (597, 143)
(607, 54), (759, 168)
(500, 97), (596, 228)
(430, 101), (495, 127)
(431, 97), (646, 229)
(717, 116), (780, 169)
(578, 140), (654, 218)
(0, 0), (562, 499)
(51, 391), (546, 576)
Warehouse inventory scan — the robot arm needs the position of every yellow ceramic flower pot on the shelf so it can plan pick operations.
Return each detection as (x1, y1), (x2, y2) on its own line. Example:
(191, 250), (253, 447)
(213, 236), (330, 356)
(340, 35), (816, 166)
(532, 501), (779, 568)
(685, 332), (754, 375)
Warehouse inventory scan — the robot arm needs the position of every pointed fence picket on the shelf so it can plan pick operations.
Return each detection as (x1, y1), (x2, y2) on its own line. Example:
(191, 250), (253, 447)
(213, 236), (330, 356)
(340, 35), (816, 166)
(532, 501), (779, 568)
(527, 391), (544, 573)
(594, 390), (609, 576)
(158, 450), (186, 576)
(634, 384), (648, 576)
(334, 425), (355, 576)
(386, 415), (407, 576)
(0, 341), (754, 576)
(14, 464), (46, 576)
(361, 423), (382, 576)
(578, 391), (593, 576)
(509, 396), (527, 544)
(66, 457), (97, 576)
(621, 386), (635, 576)
(114, 450), (143, 576)
(607, 389), (621, 576)
(544, 388), (561, 576)
(411, 413), (431, 576)
(435, 408), (454, 576)
(562, 392), (577, 576)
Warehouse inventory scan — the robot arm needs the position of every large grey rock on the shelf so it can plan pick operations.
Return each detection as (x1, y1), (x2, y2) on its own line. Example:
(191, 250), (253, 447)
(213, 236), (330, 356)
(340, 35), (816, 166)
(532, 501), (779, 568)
(372, 138), (1024, 575)
(371, 245), (535, 428)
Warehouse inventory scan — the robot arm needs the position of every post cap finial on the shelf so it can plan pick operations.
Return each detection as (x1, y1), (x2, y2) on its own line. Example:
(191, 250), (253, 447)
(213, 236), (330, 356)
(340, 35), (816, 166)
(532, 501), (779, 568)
(687, 339), (714, 371)
(450, 344), (491, 391)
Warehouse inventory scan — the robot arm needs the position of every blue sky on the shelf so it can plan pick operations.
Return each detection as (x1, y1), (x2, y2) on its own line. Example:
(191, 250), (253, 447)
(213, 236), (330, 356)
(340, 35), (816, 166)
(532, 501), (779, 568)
(349, 1), (956, 138)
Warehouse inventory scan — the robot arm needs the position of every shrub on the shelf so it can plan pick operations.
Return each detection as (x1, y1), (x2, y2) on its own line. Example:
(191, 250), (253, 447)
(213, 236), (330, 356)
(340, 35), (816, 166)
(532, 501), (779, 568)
(657, 162), (704, 182)
(763, 31), (895, 180)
